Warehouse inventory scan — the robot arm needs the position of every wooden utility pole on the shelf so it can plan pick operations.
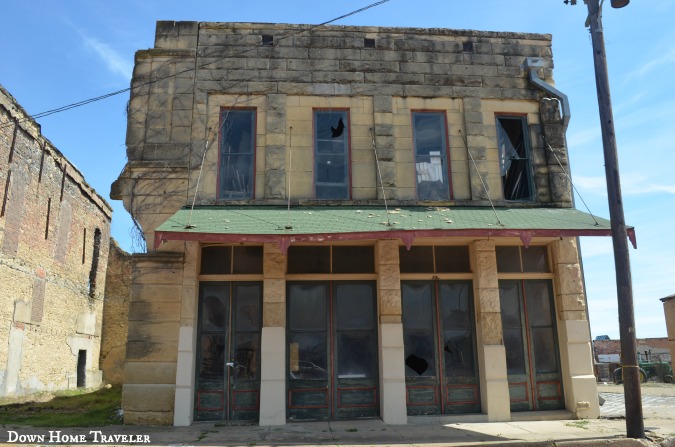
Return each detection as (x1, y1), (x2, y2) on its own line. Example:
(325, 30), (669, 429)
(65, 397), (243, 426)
(585, 0), (644, 438)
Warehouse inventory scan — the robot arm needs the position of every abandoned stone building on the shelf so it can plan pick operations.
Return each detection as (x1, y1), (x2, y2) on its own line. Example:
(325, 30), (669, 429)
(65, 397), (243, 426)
(112, 22), (627, 425)
(0, 85), (113, 395)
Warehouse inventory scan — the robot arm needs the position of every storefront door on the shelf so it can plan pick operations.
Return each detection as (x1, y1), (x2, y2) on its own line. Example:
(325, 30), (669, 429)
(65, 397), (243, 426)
(402, 280), (480, 415)
(194, 282), (262, 421)
(287, 281), (379, 420)
(499, 279), (563, 411)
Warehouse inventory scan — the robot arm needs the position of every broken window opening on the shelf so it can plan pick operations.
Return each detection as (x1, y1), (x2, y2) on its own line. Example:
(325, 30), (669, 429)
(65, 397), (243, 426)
(412, 112), (451, 201)
(88, 228), (102, 298)
(364, 38), (376, 48)
(314, 110), (350, 200)
(219, 109), (256, 200)
(496, 116), (534, 201)
(45, 198), (51, 240)
(77, 350), (86, 388)
(261, 35), (274, 46)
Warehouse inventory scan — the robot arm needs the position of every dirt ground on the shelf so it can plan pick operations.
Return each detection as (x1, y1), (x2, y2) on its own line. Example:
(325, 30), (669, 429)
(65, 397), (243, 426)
(597, 381), (675, 396)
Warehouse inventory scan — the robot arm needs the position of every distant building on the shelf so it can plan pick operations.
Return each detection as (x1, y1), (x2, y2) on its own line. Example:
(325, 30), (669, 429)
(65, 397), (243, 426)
(593, 337), (672, 382)
(112, 22), (622, 425)
(0, 85), (113, 395)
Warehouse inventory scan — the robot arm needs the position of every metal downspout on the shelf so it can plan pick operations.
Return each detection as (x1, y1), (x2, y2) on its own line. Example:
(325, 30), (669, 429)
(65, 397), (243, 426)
(525, 57), (571, 130)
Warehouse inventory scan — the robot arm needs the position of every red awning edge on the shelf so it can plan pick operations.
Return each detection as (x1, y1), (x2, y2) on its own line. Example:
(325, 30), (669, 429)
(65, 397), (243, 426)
(153, 227), (636, 254)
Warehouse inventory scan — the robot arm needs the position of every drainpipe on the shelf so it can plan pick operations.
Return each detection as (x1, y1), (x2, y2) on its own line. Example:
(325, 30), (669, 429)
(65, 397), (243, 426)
(525, 57), (571, 131)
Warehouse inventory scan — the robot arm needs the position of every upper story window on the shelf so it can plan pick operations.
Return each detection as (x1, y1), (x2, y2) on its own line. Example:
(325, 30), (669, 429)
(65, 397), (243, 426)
(219, 109), (255, 199)
(412, 111), (451, 201)
(496, 116), (534, 201)
(314, 110), (350, 200)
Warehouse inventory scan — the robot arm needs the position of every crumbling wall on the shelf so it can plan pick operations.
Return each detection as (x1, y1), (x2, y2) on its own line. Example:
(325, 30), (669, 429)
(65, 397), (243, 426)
(0, 85), (113, 395)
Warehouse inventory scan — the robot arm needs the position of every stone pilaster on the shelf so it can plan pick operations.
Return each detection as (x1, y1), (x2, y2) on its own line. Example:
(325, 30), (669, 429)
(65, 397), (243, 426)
(173, 241), (199, 426)
(122, 251), (184, 425)
(541, 98), (572, 205)
(265, 94), (287, 199)
(463, 98), (491, 201)
(259, 242), (287, 425)
(376, 240), (406, 424)
(552, 237), (599, 418)
(471, 240), (510, 421)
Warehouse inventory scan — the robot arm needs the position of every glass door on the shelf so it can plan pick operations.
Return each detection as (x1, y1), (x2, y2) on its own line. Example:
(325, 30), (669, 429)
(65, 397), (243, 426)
(287, 281), (378, 420)
(194, 282), (262, 421)
(499, 279), (563, 411)
(402, 281), (480, 415)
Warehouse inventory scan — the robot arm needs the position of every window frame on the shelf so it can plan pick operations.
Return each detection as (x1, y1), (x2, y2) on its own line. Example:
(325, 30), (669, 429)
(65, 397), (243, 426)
(217, 107), (257, 200)
(411, 110), (453, 201)
(313, 108), (352, 200)
(495, 114), (535, 202)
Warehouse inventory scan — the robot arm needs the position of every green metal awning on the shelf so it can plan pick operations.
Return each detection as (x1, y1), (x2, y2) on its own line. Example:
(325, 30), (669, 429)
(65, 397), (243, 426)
(154, 206), (633, 252)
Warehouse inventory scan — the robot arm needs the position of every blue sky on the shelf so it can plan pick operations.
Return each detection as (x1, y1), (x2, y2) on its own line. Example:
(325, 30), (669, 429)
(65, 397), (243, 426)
(2, 0), (673, 339)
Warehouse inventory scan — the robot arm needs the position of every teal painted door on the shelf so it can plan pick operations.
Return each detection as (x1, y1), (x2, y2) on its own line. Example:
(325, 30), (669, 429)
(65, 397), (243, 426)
(499, 280), (563, 412)
(402, 281), (480, 415)
(194, 282), (262, 421)
(287, 282), (379, 420)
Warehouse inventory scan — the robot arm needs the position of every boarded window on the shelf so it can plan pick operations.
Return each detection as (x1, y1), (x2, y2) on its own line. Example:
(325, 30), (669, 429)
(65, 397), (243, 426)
(413, 112), (450, 201)
(220, 109), (255, 199)
(314, 110), (349, 199)
(496, 116), (534, 201)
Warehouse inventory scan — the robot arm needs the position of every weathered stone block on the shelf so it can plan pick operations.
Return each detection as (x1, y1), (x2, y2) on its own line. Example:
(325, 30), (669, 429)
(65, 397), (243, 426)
(479, 312), (503, 345)
(557, 263), (583, 295)
(265, 170), (286, 199)
(263, 302), (285, 327)
(265, 146), (285, 171)
(122, 384), (176, 413)
(124, 362), (177, 384)
(378, 264), (401, 290)
(264, 279), (286, 302)
(380, 288), (402, 316)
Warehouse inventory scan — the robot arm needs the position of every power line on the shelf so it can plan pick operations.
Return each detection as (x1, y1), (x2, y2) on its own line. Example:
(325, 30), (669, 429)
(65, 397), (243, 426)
(1, 0), (392, 130)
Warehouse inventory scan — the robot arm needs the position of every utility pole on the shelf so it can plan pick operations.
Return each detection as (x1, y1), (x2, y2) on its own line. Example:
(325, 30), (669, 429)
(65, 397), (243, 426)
(583, 0), (644, 438)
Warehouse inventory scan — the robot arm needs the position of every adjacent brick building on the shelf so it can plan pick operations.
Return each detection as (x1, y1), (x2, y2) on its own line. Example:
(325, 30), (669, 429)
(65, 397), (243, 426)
(112, 22), (625, 425)
(0, 85), (113, 395)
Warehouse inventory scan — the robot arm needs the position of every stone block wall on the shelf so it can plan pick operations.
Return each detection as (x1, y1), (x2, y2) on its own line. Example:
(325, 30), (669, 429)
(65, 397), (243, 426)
(112, 22), (571, 248)
(0, 85), (113, 395)
(100, 239), (132, 384)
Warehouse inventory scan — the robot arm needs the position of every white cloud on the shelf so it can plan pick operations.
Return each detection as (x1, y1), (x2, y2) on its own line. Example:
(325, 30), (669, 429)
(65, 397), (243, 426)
(572, 175), (675, 196)
(81, 35), (133, 80)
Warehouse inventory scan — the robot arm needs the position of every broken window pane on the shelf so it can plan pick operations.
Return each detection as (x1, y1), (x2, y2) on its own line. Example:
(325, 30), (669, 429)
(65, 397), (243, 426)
(402, 283), (436, 377)
(496, 116), (533, 201)
(315, 111), (349, 199)
(440, 282), (475, 377)
(413, 112), (450, 201)
(220, 109), (255, 199)
(234, 284), (261, 331)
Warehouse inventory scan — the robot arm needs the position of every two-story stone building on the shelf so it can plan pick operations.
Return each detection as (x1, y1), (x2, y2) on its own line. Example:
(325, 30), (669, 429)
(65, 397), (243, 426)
(0, 85), (113, 395)
(112, 22), (628, 425)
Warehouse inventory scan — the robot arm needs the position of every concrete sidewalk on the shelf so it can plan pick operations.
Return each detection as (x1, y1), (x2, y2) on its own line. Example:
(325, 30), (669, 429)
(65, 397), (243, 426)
(2, 417), (674, 447)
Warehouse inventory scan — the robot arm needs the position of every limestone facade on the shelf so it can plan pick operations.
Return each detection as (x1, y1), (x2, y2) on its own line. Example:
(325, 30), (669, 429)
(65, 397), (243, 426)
(112, 22), (602, 425)
(0, 85), (113, 395)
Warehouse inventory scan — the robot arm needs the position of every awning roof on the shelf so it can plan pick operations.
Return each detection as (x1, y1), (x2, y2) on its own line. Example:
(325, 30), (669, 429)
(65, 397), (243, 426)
(154, 206), (634, 252)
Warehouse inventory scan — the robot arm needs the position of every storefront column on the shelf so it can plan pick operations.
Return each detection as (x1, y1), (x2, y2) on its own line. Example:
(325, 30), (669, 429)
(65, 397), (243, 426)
(471, 240), (510, 421)
(376, 240), (407, 424)
(553, 238), (600, 418)
(259, 243), (287, 425)
(174, 241), (199, 426)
